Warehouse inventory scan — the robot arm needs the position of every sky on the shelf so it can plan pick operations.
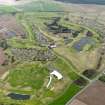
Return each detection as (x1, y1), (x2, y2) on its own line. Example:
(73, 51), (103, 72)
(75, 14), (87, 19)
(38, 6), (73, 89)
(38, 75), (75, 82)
(0, 0), (16, 5)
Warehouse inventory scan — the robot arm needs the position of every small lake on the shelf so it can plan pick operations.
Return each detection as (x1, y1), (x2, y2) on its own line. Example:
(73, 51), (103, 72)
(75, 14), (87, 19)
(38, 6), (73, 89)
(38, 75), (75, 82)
(7, 93), (30, 100)
(73, 37), (95, 51)
(5, 31), (16, 38)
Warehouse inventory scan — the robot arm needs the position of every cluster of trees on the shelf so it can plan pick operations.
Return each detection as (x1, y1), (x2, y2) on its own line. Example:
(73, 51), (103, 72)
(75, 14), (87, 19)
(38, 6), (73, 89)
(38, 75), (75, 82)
(0, 103), (21, 105)
(82, 69), (97, 79)
(45, 17), (84, 40)
(0, 39), (8, 50)
(74, 77), (88, 86)
(36, 32), (49, 45)
(11, 48), (56, 61)
(99, 75), (105, 83)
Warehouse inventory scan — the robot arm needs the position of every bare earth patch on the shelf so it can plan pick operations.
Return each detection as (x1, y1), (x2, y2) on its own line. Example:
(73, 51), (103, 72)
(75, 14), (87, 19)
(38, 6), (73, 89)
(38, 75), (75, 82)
(70, 99), (87, 105)
(0, 15), (26, 38)
(70, 80), (105, 105)
(0, 48), (5, 65)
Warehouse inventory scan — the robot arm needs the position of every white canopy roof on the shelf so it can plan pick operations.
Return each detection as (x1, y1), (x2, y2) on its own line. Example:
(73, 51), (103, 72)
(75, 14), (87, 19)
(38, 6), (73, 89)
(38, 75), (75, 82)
(50, 70), (63, 80)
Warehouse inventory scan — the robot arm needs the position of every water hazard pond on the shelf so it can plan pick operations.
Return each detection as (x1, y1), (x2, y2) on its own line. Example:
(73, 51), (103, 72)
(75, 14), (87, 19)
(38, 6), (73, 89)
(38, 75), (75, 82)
(73, 37), (95, 51)
(7, 93), (30, 100)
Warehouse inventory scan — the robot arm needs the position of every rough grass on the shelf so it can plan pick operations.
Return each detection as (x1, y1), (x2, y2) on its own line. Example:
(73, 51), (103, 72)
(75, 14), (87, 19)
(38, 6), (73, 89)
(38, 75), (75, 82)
(49, 83), (81, 105)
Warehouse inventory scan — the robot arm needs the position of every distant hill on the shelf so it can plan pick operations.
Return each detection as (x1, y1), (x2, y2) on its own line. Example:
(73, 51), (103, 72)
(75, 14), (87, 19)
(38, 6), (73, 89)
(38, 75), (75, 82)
(16, 0), (63, 12)
(0, 5), (17, 14)
(0, 0), (63, 13)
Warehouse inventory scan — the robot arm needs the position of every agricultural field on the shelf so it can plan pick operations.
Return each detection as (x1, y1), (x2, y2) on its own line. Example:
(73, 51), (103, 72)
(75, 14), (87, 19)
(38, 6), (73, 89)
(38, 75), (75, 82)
(0, 0), (104, 105)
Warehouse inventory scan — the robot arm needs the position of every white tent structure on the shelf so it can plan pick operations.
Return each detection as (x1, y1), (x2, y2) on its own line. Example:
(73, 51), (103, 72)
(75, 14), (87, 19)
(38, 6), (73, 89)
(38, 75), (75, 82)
(50, 70), (63, 80)
(46, 75), (53, 88)
(47, 70), (63, 88)
(0, 0), (16, 5)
